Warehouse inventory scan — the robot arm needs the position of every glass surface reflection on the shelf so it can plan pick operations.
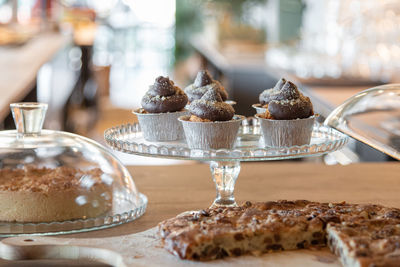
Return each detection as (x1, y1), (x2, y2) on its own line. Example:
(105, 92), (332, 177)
(325, 84), (400, 160)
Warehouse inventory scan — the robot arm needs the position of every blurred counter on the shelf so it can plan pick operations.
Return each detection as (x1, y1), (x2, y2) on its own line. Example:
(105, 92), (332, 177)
(304, 86), (371, 118)
(190, 36), (376, 117)
(0, 32), (70, 123)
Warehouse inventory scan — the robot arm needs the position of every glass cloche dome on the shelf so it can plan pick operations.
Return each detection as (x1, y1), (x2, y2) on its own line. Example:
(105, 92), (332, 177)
(324, 84), (400, 160)
(0, 103), (147, 236)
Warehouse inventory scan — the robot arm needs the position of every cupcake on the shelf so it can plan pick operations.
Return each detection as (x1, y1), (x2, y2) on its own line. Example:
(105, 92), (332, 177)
(184, 70), (228, 103)
(179, 87), (244, 149)
(255, 78), (316, 147)
(133, 76), (189, 141)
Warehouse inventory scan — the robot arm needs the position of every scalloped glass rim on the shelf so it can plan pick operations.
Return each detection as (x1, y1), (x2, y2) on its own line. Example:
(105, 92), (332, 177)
(0, 193), (147, 237)
(104, 123), (348, 161)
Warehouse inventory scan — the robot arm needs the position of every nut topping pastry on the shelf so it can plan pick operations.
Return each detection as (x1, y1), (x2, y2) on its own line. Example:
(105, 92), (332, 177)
(158, 200), (400, 266)
(328, 219), (400, 267)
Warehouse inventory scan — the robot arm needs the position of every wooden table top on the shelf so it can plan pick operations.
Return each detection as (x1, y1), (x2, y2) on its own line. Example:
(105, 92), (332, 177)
(66, 161), (400, 239)
(0, 32), (69, 121)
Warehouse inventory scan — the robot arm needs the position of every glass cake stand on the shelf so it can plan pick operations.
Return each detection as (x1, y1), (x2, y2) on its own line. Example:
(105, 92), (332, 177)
(104, 119), (348, 207)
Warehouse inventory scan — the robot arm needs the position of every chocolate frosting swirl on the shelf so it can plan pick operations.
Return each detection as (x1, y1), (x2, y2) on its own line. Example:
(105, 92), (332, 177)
(194, 70), (213, 87)
(184, 70), (228, 102)
(268, 96), (313, 120)
(188, 87), (234, 121)
(259, 78), (313, 120)
(259, 78), (301, 105)
(141, 76), (188, 113)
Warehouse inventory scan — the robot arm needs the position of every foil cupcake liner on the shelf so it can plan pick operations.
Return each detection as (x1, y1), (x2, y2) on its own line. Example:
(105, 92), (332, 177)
(179, 115), (245, 149)
(256, 115), (318, 147)
(252, 104), (267, 114)
(133, 109), (189, 141)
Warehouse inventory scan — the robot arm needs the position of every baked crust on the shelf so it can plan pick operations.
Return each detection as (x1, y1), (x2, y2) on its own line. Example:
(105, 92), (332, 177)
(158, 200), (400, 261)
(188, 115), (212, 122)
(0, 166), (112, 222)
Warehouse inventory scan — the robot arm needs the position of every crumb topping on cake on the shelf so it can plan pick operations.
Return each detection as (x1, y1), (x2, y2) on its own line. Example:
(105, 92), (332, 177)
(0, 166), (104, 193)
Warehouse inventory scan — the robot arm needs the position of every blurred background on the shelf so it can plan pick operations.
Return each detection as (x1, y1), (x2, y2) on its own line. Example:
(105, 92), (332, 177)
(0, 0), (399, 163)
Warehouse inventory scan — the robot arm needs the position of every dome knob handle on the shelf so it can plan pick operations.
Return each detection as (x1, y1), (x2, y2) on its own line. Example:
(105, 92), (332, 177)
(10, 102), (48, 135)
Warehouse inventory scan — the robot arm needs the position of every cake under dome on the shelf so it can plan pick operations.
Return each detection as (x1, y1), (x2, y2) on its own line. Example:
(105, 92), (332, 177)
(0, 102), (147, 236)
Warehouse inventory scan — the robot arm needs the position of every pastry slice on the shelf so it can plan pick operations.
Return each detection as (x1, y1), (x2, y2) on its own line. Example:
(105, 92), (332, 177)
(158, 200), (400, 261)
(327, 219), (400, 267)
(159, 200), (326, 260)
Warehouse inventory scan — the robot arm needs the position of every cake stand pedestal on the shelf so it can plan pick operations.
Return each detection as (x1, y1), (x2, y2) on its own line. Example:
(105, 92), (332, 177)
(105, 119), (348, 207)
(210, 161), (240, 207)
